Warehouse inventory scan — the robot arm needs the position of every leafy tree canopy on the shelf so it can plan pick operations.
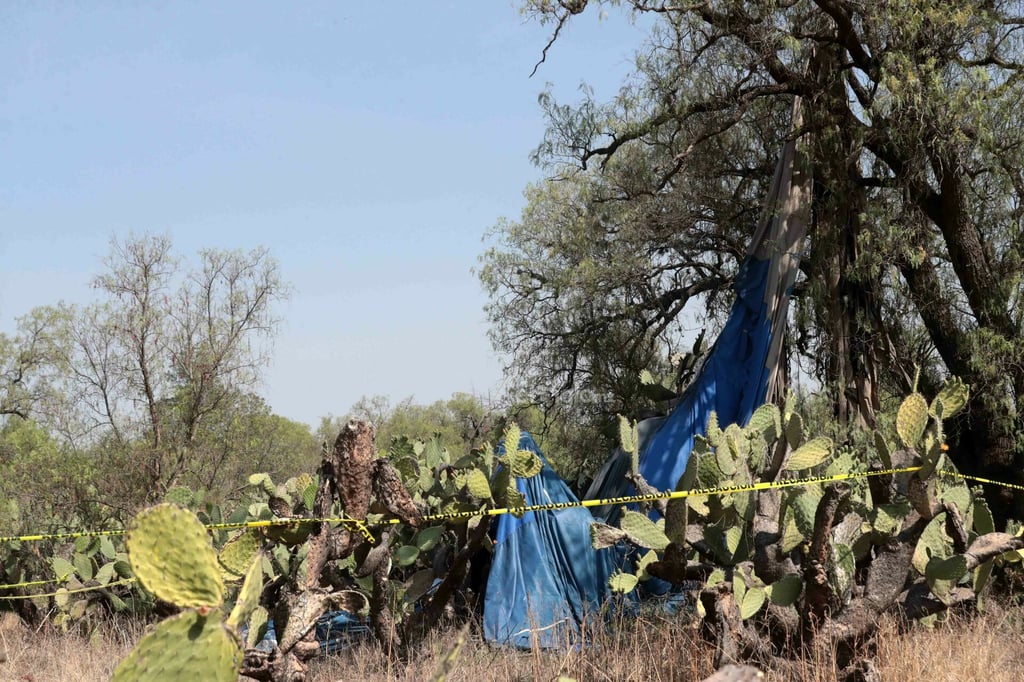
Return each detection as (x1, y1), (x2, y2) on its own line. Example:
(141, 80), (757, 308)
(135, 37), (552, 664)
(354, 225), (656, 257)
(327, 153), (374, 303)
(484, 0), (1024, 510)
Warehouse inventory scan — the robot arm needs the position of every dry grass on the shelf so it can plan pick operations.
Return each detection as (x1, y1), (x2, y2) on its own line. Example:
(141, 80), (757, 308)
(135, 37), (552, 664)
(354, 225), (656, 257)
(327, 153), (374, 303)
(2, 604), (1024, 682)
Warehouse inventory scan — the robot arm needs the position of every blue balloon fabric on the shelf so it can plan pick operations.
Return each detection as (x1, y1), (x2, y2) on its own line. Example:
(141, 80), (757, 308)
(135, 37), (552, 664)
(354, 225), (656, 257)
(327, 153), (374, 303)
(483, 432), (618, 648)
(637, 255), (774, 495)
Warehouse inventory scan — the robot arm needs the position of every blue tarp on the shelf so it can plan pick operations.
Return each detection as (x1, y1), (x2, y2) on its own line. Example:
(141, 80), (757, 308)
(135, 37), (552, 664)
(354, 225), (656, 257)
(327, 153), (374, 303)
(483, 432), (619, 648)
(481, 117), (809, 647)
(636, 255), (775, 494)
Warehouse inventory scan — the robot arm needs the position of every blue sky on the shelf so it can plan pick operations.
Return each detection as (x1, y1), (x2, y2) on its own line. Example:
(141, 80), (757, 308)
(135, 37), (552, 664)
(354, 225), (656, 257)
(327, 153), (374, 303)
(0, 2), (649, 427)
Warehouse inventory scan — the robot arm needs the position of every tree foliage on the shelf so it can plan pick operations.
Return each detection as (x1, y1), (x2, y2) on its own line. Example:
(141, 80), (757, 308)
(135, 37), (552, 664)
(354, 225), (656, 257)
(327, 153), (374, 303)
(0, 234), (306, 525)
(484, 0), (1024, 514)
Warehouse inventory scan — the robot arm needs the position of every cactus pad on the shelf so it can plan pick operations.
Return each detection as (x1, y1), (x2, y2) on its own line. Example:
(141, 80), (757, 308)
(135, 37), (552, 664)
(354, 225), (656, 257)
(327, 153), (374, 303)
(784, 437), (833, 471)
(785, 412), (804, 450)
(706, 411), (722, 446)
(465, 469), (492, 500)
(933, 377), (969, 419)
(896, 393), (929, 449)
(244, 605), (269, 649)
(111, 609), (241, 682)
(163, 486), (194, 507)
(768, 575), (802, 606)
(609, 571), (639, 594)
(127, 503), (224, 609)
(219, 530), (260, 580)
(509, 449), (543, 478)
(618, 415), (638, 455)
(620, 510), (670, 550)
(739, 586), (766, 620)
(746, 403), (782, 441)
(227, 553), (264, 631)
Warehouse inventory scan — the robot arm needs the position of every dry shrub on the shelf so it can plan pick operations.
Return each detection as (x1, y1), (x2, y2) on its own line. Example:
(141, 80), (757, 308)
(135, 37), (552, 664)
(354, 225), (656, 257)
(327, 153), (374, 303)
(3, 603), (1024, 682)
(0, 615), (144, 682)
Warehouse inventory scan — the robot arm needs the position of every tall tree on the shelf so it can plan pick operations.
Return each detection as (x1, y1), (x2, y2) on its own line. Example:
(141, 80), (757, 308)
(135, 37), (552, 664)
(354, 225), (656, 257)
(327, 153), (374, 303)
(485, 0), (1024, 515)
(40, 234), (289, 502)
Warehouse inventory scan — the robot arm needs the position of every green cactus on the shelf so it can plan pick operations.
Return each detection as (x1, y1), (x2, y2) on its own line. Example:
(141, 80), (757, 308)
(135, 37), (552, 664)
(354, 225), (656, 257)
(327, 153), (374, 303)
(896, 392), (929, 449)
(619, 510), (670, 550)
(609, 571), (640, 594)
(932, 377), (969, 419)
(746, 403), (782, 442)
(227, 554), (264, 631)
(465, 469), (492, 499)
(164, 486), (195, 507)
(111, 609), (241, 682)
(126, 503), (224, 609)
(706, 411), (723, 446)
(767, 575), (802, 607)
(785, 411), (804, 450)
(784, 437), (834, 471)
(218, 530), (260, 580)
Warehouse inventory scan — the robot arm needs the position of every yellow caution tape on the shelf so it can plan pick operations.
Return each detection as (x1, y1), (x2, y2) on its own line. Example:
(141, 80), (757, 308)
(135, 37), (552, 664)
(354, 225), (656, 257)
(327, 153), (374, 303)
(11, 464), (1024, 600)
(386, 466), (922, 525)
(0, 516), (374, 546)
(0, 578), (136, 601)
(939, 469), (1024, 493)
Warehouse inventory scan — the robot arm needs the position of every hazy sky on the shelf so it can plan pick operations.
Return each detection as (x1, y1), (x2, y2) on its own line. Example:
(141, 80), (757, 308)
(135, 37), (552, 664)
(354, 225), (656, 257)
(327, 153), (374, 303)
(1, 2), (650, 427)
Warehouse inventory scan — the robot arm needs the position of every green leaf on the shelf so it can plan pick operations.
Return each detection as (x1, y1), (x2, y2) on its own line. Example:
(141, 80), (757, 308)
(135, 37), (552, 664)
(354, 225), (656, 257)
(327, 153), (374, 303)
(74, 553), (94, 581)
(51, 557), (76, 581)
(100, 536), (117, 561)
(706, 568), (726, 588)
(724, 526), (742, 559)
(95, 561), (116, 586)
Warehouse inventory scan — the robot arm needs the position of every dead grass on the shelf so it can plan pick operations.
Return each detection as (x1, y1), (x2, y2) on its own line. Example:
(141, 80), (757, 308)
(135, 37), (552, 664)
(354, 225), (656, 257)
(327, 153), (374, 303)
(2, 604), (1024, 682)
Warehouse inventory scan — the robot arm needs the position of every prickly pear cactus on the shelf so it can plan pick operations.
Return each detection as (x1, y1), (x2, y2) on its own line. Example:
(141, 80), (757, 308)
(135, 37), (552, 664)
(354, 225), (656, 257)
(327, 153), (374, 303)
(592, 378), (1007, 650)
(126, 503), (224, 608)
(112, 503), (264, 682)
(112, 609), (242, 682)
